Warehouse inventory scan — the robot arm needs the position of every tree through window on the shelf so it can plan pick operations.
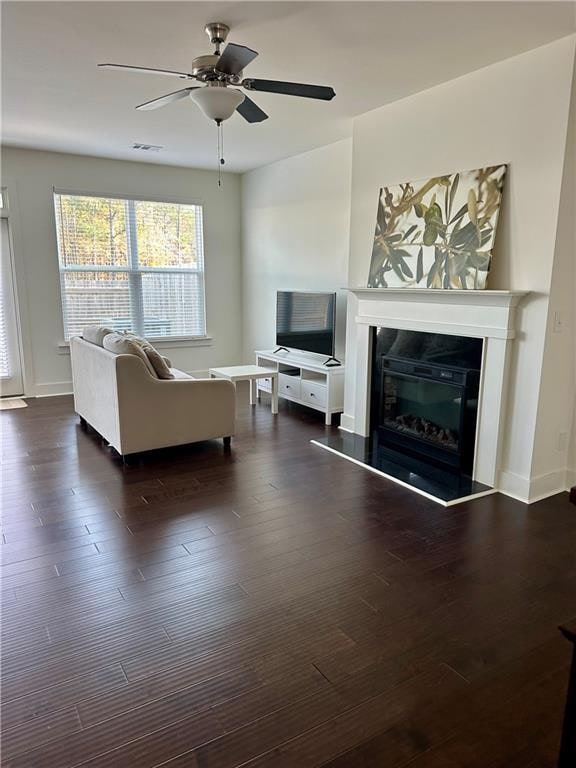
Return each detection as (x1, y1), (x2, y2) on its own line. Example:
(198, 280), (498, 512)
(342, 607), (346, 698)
(54, 193), (206, 340)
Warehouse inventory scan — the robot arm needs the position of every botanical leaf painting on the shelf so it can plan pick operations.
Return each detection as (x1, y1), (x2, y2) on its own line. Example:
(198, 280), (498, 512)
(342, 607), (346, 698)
(368, 165), (507, 290)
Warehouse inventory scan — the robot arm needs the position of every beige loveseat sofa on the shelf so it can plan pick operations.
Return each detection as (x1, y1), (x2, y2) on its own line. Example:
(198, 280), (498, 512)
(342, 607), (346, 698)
(70, 336), (235, 456)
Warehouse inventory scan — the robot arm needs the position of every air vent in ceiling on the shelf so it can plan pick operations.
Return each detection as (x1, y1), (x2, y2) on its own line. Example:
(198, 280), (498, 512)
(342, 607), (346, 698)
(131, 143), (163, 152)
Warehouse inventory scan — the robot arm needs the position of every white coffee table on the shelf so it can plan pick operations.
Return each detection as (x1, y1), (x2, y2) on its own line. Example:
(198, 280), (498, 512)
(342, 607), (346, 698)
(208, 365), (279, 414)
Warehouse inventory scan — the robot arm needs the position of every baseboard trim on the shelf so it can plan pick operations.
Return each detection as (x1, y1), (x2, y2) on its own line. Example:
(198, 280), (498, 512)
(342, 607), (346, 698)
(498, 470), (531, 502)
(529, 468), (568, 502)
(339, 413), (356, 433)
(32, 382), (73, 397)
(499, 467), (569, 504)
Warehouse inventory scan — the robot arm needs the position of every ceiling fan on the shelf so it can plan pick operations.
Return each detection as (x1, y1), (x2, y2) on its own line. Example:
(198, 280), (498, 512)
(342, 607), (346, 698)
(98, 22), (336, 125)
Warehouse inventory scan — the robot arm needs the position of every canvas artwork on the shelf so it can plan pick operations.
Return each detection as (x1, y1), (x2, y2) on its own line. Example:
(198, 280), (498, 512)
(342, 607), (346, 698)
(368, 165), (507, 290)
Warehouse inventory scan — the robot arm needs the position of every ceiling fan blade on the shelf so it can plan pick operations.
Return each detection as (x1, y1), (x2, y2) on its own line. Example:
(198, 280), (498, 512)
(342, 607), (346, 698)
(243, 79), (335, 101)
(135, 88), (198, 111)
(236, 95), (268, 123)
(98, 63), (193, 79)
(216, 43), (258, 76)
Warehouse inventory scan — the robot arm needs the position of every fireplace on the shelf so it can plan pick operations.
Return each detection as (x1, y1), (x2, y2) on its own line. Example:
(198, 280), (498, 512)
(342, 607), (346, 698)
(371, 329), (482, 475)
(313, 288), (526, 503)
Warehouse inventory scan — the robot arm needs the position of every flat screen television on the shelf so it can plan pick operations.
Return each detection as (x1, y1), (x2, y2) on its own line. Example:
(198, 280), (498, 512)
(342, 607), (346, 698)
(276, 291), (336, 357)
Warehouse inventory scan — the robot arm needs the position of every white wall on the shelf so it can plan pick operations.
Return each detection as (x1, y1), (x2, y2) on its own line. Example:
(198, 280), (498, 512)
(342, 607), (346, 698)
(2, 148), (242, 395)
(533, 53), (576, 494)
(241, 139), (352, 361)
(343, 36), (576, 502)
(568, 75), (576, 491)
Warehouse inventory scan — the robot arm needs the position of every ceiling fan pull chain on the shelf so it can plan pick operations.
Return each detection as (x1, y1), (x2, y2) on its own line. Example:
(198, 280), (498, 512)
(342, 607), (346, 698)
(220, 122), (225, 168)
(216, 119), (221, 187)
(215, 119), (226, 187)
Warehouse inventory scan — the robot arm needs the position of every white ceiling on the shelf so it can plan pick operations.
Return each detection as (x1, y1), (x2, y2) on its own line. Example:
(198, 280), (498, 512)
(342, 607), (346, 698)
(2, 1), (575, 172)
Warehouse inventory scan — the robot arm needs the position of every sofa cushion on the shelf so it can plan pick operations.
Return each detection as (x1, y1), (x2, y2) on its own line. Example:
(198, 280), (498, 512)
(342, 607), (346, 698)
(82, 325), (115, 347)
(170, 368), (194, 380)
(102, 333), (157, 377)
(125, 334), (174, 380)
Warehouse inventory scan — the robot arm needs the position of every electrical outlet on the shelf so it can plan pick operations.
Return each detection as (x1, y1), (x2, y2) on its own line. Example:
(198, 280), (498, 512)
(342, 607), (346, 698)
(552, 310), (566, 333)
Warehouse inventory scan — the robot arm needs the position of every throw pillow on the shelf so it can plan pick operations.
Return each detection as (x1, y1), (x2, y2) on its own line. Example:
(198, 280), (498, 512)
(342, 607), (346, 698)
(102, 333), (157, 377)
(82, 325), (115, 347)
(143, 344), (174, 380)
(125, 334), (174, 380)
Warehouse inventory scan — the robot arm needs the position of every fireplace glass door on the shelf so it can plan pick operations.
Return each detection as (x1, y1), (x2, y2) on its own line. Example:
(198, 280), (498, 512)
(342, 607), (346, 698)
(381, 372), (463, 455)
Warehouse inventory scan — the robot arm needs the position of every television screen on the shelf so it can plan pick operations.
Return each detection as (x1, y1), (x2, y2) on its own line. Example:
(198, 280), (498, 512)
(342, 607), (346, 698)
(276, 291), (336, 356)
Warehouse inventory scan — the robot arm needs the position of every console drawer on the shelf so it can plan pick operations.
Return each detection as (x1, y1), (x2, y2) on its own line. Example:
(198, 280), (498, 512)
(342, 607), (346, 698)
(279, 374), (300, 399)
(258, 376), (272, 392)
(301, 380), (327, 407)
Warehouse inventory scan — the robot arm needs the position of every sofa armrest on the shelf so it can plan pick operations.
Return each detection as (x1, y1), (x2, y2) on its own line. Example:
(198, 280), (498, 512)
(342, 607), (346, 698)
(114, 355), (235, 454)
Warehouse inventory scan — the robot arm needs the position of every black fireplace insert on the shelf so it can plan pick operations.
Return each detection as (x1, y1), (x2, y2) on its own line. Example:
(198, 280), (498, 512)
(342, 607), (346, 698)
(371, 329), (482, 475)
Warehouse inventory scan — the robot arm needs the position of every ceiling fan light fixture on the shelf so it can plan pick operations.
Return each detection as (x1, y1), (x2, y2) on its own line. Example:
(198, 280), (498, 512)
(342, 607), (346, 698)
(190, 84), (245, 122)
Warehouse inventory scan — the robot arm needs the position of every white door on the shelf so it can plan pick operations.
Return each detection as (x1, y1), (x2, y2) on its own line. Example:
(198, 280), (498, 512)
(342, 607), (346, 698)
(0, 219), (24, 396)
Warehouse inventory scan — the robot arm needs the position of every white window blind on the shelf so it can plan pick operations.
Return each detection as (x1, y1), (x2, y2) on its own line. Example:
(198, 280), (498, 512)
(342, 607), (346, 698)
(0, 275), (11, 378)
(54, 193), (206, 340)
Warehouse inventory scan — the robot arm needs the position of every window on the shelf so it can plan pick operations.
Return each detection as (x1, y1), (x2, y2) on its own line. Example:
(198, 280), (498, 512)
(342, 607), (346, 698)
(0, 270), (11, 378)
(54, 192), (206, 340)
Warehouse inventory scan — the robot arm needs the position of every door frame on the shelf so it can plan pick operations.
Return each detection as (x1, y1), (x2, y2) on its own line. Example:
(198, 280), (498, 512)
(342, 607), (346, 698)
(1, 184), (29, 396)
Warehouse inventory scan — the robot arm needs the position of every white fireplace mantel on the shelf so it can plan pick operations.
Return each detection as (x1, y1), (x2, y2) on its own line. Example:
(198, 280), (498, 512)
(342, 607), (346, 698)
(348, 287), (527, 339)
(342, 287), (529, 489)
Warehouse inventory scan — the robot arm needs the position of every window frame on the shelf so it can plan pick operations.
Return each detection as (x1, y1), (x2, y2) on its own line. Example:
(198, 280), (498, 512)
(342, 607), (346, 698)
(53, 189), (208, 343)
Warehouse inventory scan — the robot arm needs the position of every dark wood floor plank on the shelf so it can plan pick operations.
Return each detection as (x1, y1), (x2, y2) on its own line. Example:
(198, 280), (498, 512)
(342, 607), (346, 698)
(0, 664), (127, 731)
(236, 662), (467, 768)
(53, 543), (190, 579)
(77, 664), (258, 729)
(13, 565), (144, 603)
(1, 626), (171, 702)
(0, 625), (52, 658)
(122, 618), (354, 684)
(211, 664), (332, 733)
(1, 706), (82, 760)
(5, 696), (222, 768)
(185, 685), (346, 768)
(66, 711), (214, 768)
(0, 535), (99, 566)
(320, 635), (570, 768)
(1, 394), (573, 768)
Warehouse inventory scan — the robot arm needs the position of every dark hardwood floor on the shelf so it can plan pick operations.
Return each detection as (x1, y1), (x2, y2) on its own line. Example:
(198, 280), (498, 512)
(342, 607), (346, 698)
(1, 391), (574, 767)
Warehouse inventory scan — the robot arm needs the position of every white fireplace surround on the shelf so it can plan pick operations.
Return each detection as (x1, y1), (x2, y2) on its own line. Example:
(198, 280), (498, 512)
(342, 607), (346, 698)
(341, 288), (528, 490)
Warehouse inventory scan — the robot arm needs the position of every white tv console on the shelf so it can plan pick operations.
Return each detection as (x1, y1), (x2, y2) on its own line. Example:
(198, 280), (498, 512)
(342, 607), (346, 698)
(255, 349), (345, 425)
